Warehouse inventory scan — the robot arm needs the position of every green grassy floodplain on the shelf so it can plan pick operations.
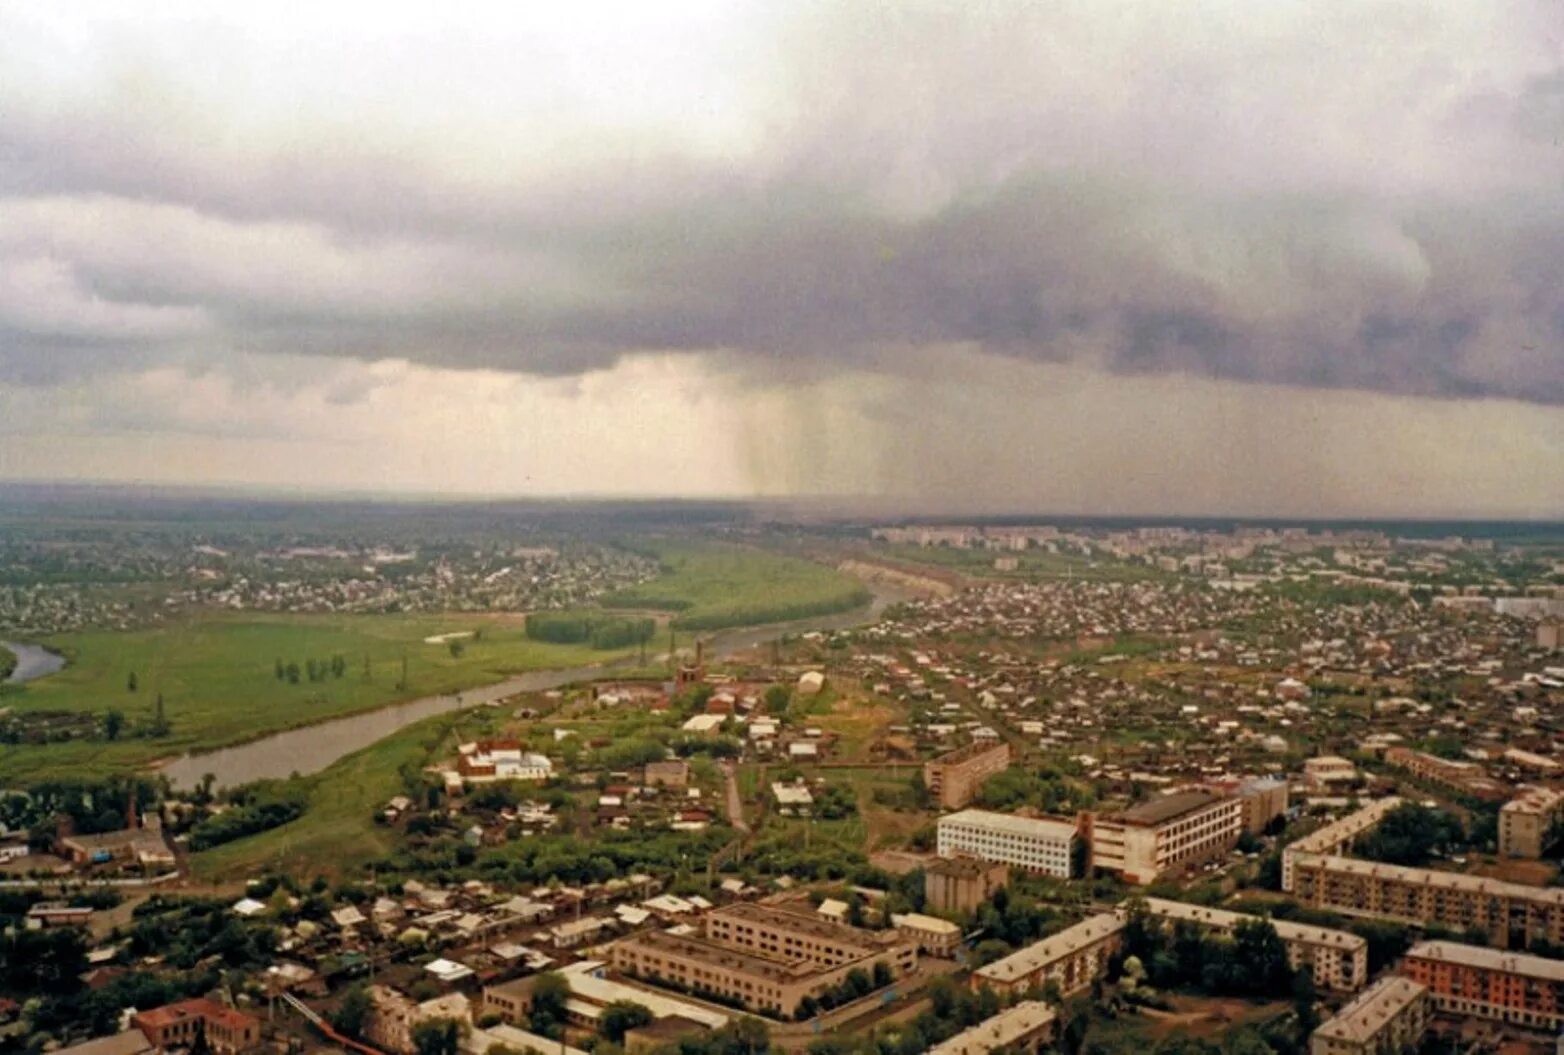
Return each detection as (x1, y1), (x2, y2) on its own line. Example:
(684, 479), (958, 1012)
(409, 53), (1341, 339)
(189, 708), (467, 880)
(603, 541), (871, 630)
(0, 613), (634, 783)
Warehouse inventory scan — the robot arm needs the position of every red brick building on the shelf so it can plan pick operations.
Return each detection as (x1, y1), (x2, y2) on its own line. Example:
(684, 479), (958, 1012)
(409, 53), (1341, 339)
(132, 999), (261, 1054)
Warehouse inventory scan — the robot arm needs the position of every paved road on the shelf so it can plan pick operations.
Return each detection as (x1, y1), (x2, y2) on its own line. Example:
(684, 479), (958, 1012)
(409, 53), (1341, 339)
(722, 761), (749, 833)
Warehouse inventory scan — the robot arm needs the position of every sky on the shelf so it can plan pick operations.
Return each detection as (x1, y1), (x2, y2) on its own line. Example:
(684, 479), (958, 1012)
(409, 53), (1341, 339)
(1, 2), (1561, 517)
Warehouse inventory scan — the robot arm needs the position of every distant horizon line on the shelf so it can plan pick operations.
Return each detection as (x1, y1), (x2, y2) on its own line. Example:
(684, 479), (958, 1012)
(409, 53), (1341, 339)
(0, 475), (1559, 528)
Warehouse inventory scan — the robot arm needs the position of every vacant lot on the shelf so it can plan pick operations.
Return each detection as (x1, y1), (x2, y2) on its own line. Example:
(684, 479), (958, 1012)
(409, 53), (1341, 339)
(0, 612), (631, 783)
(603, 541), (870, 630)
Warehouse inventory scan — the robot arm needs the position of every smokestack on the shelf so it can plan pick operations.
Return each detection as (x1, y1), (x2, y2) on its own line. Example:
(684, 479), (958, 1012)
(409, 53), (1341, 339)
(126, 782), (138, 831)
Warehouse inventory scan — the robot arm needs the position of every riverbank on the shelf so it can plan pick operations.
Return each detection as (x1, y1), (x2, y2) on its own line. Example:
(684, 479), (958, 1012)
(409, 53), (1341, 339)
(0, 640), (66, 685)
(0, 613), (644, 785)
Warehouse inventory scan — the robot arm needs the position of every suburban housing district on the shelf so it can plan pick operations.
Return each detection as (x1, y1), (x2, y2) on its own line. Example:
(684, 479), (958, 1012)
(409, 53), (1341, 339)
(6, 518), (1564, 1055)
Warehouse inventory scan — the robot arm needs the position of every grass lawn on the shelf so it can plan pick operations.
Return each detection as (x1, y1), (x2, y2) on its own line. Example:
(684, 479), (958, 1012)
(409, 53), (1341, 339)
(0, 612), (637, 783)
(190, 708), (471, 880)
(603, 541), (870, 630)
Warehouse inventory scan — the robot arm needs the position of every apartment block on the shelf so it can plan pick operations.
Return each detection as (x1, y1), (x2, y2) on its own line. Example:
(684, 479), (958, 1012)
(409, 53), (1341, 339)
(925, 742), (1012, 810)
(608, 903), (916, 1018)
(1403, 940), (1564, 1031)
(484, 961), (729, 1035)
(927, 1001), (1057, 1055)
(1383, 747), (1507, 802)
(1281, 797), (1404, 892)
(937, 809), (1078, 879)
(702, 902), (918, 975)
(1499, 786), (1564, 859)
(925, 857), (1010, 916)
(970, 914), (1124, 998)
(1309, 977), (1430, 1055)
(891, 912), (963, 957)
(1288, 852), (1564, 948)
(1131, 897), (1368, 992)
(1088, 791), (1243, 885)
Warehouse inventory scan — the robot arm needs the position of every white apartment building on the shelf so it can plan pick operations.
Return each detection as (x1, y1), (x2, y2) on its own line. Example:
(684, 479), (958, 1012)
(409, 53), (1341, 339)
(1089, 791), (1243, 885)
(937, 809), (1079, 879)
(1130, 897), (1368, 992)
(972, 914), (1124, 998)
(1309, 977), (1430, 1055)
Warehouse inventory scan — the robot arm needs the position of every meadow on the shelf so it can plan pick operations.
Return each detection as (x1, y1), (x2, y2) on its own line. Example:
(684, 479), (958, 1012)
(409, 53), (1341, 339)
(603, 541), (870, 629)
(0, 613), (630, 783)
(189, 708), (468, 880)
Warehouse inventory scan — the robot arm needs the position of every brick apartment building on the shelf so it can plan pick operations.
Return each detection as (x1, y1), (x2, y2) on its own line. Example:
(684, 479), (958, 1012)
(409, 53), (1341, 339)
(924, 742), (1011, 810)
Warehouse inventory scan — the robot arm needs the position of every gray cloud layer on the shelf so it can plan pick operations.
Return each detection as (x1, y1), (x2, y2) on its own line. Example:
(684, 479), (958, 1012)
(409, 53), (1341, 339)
(2, 2), (1562, 401)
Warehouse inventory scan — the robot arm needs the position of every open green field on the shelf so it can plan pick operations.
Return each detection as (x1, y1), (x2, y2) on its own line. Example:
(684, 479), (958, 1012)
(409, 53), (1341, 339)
(0, 613), (635, 783)
(190, 708), (468, 880)
(603, 541), (870, 630)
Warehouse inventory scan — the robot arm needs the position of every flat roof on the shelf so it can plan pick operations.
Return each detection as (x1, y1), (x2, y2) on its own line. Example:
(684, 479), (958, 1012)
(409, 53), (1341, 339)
(1501, 786), (1564, 815)
(940, 809), (1078, 842)
(1407, 940), (1564, 983)
(928, 1001), (1057, 1055)
(1311, 976), (1427, 1044)
(931, 741), (1009, 766)
(1288, 797), (1404, 855)
(1105, 790), (1231, 827)
(927, 856), (1008, 879)
(1291, 851), (1564, 905)
(558, 962), (728, 1029)
(617, 929), (818, 983)
(711, 902), (895, 950)
(974, 914), (1124, 985)
(891, 912), (962, 935)
(1134, 898), (1365, 952)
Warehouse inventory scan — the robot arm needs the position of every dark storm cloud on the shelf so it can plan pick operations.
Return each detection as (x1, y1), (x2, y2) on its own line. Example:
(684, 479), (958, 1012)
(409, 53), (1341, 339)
(2, 3), (1562, 403)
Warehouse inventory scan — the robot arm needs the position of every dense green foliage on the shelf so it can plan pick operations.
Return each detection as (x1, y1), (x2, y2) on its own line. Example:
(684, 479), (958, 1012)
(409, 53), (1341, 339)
(600, 1000), (655, 1043)
(1354, 802), (1464, 866)
(1121, 906), (1297, 997)
(188, 781), (310, 850)
(525, 611), (656, 649)
(0, 645), (14, 681)
(976, 765), (1096, 813)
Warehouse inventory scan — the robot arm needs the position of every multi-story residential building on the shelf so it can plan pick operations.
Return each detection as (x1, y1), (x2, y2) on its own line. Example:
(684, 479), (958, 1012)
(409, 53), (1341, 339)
(891, 913), (963, 957)
(925, 857), (1010, 916)
(1303, 756), (1359, 788)
(610, 929), (883, 1019)
(607, 904), (917, 1018)
(702, 903), (918, 975)
(1236, 777), (1290, 834)
(1403, 941), (1564, 1030)
(1289, 853), (1564, 948)
(1499, 786), (1564, 858)
(1383, 747), (1506, 802)
(970, 914), (1124, 998)
(937, 809), (1078, 878)
(364, 988), (469, 1055)
(1128, 898), (1367, 992)
(1088, 791), (1243, 885)
(1309, 977), (1431, 1055)
(925, 742), (1012, 810)
(1282, 797), (1404, 892)
(131, 1000), (261, 1055)
(927, 1001), (1057, 1055)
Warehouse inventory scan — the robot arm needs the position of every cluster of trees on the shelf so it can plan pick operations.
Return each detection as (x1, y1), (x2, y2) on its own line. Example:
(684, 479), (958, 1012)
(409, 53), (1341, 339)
(187, 781), (309, 851)
(274, 654), (349, 684)
(525, 612), (656, 650)
(976, 765), (1096, 814)
(377, 826), (736, 887)
(20, 776), (160, 844)
(814, 784), (857, 820)
(0, 645), (14, 680)
(1354, 802), (1465, 867)
(1119, 904), (1300, 999)
(126, 895), (279, 970)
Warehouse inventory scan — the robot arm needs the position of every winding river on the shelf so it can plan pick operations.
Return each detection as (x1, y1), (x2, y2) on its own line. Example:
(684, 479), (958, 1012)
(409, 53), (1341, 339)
(159, 584), (913, 791)
(1, 641), (65, 685)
